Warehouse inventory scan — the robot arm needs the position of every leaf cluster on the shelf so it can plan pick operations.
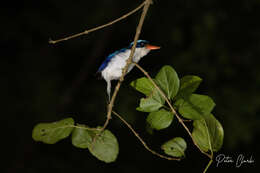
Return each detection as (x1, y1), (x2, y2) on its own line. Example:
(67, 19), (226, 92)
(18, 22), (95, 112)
(32, 65), (224, 163)
(32, 120), (119, 163)
(131, 65), (224, 157)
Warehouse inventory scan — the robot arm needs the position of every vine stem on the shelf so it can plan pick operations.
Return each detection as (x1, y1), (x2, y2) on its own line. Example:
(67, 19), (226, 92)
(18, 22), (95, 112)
(112, 110), (180, 161)
(100, 0), (153, 131)
(133, 62), (212, 159)
(49, 1), (146, 44)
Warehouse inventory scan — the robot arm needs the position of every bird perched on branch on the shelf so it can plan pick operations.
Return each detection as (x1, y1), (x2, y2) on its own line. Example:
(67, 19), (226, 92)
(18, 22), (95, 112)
(97, 40), (160, 101)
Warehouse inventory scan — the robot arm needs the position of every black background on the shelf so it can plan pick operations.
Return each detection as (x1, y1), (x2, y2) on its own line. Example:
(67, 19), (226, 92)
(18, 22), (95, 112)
(2, 0), (259, 172)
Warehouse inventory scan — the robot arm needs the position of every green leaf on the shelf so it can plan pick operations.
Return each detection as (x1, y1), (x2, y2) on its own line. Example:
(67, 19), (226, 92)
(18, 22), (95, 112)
(89, 129), (119, 163)
(32, 118), (74, 144)
(155, 65), (180, 99)
(71, 125), (93, 149)
(178, 94), (215, 120)
(137, 97), (164, 112)
(130, 77), (154, 96)
(176, 75), (202, 99)
(161, 137), (187, 157)
(131, 77), (165, 113)
(173, 98), (184, 109)
(72, 127), (120, 163)
(146, 109), (173, 130)
(192, 114), (224, 152)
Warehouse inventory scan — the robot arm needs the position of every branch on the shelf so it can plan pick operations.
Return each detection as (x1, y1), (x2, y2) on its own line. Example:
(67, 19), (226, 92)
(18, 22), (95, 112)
(101, 0), (153, 131)
(203, 159), (213, 173)
(49, 1), (146, 44)
(112, 110), (180, 161)
(133, 62), (213, 159)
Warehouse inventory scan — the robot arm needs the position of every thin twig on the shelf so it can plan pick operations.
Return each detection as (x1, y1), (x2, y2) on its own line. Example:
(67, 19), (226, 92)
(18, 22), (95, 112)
(133, 62), (212, 159)
(112, 110), (180, 161)
(101, 0), (153, 131)
(49, 1), (146, 44)
(203, 159), (213, 173)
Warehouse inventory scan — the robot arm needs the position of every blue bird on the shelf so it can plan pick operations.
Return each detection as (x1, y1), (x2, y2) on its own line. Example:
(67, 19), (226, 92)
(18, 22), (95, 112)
(97, 40), (160, 101)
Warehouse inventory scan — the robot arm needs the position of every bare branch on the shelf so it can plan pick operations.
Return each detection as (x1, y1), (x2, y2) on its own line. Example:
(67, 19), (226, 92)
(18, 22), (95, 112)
(112, 110), (180, 161)
(49, 1), (146, 44)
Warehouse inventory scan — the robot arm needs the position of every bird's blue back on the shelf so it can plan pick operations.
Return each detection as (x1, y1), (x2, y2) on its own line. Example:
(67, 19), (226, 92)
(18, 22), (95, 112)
(97, 48), (127, 72)
(97, 40), (149, 72)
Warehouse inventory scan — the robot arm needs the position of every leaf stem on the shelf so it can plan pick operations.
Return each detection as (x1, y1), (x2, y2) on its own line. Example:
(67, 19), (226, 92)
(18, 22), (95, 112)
(112, 110), (180, 161)
(204, 119), (214, 157)
(55, 125), (101, 131)
(203, 159), (213, 173)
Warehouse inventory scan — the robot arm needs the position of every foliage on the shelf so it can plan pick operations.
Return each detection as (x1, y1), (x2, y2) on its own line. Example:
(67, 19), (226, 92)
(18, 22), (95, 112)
(161, 137), (187, 157)
(32, 121), (119, 163)
(32, 118), (74, 144)
(177, 94), (215, 120)
(146, 109), (173, 130)
(192, 114), (224, 152)
(131, 65), (224, 157)
(32, 65), (223, 166)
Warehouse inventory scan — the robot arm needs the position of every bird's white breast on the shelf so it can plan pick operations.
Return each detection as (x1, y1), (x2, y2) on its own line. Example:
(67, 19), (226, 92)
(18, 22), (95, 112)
(101, 48), (150, 82)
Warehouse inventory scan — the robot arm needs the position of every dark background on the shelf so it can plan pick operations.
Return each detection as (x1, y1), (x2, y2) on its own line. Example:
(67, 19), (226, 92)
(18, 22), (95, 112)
(2, 0), (259, 172)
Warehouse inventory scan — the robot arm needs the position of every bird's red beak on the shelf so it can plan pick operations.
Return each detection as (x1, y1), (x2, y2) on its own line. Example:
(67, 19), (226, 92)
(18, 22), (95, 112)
(145, 44), (160, 50)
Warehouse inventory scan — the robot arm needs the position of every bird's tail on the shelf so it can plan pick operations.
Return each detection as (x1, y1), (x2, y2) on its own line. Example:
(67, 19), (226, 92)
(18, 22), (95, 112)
(106, 80), (111, 101)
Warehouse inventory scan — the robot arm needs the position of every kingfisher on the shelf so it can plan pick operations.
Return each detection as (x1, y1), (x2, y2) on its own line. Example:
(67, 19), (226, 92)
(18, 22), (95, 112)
(97, 40), (160, 101)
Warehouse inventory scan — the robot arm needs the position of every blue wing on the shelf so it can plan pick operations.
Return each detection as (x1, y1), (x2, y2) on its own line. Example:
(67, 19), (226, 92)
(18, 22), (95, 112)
(97, 48), (127, 72)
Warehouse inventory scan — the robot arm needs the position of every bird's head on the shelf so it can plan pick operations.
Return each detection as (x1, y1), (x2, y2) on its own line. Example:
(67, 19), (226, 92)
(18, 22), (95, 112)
(128, 40), (160, 60)
(128, 40), (160, 49)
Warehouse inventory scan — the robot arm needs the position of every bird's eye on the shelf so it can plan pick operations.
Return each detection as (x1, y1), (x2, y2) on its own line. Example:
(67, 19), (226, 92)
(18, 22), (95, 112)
(140, 42), (145, 47)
